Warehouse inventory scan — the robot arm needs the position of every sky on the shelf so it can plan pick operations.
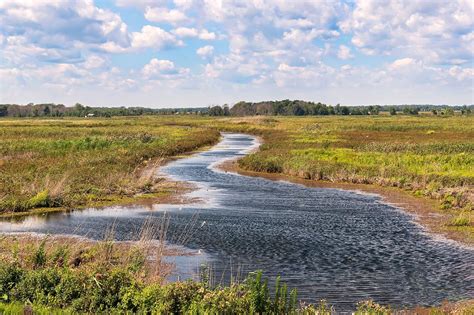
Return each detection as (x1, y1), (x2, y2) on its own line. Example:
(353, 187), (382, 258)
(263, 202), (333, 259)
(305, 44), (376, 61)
(0, 0), (473, 107)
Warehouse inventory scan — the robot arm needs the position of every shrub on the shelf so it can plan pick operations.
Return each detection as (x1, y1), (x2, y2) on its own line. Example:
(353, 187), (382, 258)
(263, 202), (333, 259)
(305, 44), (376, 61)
(355, 300), (391, 314)
(28, 190), (50, 208)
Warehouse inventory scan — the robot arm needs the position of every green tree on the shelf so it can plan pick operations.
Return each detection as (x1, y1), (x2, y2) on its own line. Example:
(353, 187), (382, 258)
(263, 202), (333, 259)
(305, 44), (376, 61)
(208, 105), (224, 116)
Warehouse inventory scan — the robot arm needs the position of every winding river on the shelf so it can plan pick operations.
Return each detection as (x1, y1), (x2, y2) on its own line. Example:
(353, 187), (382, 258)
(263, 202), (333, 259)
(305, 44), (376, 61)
(1, 133), (473, 311)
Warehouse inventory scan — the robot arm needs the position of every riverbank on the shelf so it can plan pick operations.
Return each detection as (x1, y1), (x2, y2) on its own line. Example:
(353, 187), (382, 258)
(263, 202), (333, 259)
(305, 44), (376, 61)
(206, 116), (473, 246)
(219, 158), (474, 247)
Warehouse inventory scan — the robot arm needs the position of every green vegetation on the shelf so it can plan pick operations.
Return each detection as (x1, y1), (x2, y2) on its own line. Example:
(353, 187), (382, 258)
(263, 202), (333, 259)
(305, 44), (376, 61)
(229, 100), (472, 116)
(1, 101), (472, 118)
(1, 114), (473, 312)
(229, 116), (473, 208)
(0, 236), (471, 314)
(1, 115), (472, 239)
(0, 117), (220, 214)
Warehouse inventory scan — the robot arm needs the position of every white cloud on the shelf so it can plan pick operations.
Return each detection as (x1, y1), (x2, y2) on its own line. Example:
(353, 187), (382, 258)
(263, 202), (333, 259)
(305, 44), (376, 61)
(145, 6), (187, 24)
(341, 0), (474, 65)
(142, 58), (189, 79)
(196, 45), (214, 58)
(0, 0), (130, 64)
(337, 45), (354, 60)
(131, 25), (182, 49)
(198, 29), (216, 40)
(83, 55), (107, 69)
(172, 27), (199, 37)
(1, 0), (472, 106)
(115, 0), (163, 8)
(388, 58), (418, 70)
(172, 27), (216, 40)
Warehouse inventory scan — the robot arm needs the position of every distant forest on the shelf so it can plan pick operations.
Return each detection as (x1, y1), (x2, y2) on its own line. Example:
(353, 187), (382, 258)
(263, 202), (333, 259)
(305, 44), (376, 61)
(0, 100), (472, 118)
(228, 100), (473, 116)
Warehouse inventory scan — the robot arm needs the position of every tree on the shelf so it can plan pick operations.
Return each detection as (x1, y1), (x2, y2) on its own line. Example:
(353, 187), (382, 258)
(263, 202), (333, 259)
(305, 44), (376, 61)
(443, 107), (454, 116)
(0, 105), (7, 117)
(390, 107), (397, 115)
(341, 107), (350, 115)
(208, 105), (224, 116)
(223, 104), (230, 116)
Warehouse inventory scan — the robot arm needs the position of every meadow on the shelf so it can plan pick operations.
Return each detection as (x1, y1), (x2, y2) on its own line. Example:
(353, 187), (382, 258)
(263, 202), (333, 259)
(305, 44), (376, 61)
(0, 117), (220, 215)
(0, 114), (473, 313)
(1, 115), (473, 237)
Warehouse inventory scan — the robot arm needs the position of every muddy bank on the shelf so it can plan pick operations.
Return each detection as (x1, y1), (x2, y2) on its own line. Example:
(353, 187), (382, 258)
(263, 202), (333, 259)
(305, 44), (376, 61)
(218, 159), (473, 247)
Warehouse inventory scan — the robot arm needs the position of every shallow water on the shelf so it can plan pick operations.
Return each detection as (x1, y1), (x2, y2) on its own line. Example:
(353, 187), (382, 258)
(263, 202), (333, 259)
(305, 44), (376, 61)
(1, 133), (473, 310)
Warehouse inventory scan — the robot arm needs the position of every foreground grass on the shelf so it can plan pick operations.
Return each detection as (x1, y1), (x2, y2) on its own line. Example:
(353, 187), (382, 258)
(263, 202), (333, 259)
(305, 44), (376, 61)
(0, 236), (471, 314)
(0, 117), (220, 214)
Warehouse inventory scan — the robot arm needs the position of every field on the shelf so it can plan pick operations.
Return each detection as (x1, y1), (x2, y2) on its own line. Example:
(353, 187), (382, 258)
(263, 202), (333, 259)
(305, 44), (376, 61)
(0, 115), (473, 313)
(0, 117), (220, 215)
(1, 115), (473, 240)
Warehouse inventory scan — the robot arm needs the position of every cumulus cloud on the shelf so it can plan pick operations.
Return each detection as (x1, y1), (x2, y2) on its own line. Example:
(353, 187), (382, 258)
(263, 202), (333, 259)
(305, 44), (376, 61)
(0, 0), (130, 64)
(196, 45), (214, 58)
(341, 0), (474, 65)
(172, 27), (216, 40)
(337, 45), (354, 60)
(1, 0), (472, 105)
(388, 58), (418, 70)
(131, 25), (182, 49)
(142, 58), (189, 79)
(145, 6), (187, 24)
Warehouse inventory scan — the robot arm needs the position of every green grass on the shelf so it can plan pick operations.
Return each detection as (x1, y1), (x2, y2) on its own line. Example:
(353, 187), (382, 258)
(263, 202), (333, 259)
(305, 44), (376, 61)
(0, 117), (220, 214)
(228, 116), (473, 211)
(0, 236), (470, 314)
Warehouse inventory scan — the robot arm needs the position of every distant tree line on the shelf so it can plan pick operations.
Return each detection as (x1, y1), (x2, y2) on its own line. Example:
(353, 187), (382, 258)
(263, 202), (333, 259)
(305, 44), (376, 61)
(228, 100), (473, 116)
(0, 103), (209, 117)
(0, 101), (472, 118)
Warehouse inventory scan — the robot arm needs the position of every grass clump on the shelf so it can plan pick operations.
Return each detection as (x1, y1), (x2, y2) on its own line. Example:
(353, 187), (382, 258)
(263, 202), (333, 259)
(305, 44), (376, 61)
(450, 212), (471, 227)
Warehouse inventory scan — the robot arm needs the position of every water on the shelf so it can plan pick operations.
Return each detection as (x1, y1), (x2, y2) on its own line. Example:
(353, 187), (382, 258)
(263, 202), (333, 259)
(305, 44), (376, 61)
(1, 133), (473, 311)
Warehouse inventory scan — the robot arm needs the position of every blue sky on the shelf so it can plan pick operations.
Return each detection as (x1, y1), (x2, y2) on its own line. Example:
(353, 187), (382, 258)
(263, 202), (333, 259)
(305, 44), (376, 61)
(0, 0), (473, 107)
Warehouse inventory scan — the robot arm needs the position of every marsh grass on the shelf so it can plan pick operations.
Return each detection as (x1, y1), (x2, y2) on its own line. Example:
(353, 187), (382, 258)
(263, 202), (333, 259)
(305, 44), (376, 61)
(0, 117), (220, 214)
(450, 212), (471, 227)
(226, 116), (474, 214)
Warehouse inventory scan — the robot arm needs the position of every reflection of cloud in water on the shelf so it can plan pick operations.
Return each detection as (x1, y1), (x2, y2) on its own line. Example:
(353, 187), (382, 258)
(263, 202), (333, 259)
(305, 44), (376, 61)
(0, 215), (49, 230)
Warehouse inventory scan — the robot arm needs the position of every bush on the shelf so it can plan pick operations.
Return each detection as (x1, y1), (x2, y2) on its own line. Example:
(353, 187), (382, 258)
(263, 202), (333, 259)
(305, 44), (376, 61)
(28, 190), (50, 208)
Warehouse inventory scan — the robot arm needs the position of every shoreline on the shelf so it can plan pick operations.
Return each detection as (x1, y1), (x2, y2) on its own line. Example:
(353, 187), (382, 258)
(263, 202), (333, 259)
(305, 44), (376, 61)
(217, 159), (474, 248)
(3, 132), (472, 248)
(0, 141), (218, 220)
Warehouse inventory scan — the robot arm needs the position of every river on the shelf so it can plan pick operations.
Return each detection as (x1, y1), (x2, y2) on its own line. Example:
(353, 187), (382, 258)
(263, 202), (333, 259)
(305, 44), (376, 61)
(1, 133), (473, 311)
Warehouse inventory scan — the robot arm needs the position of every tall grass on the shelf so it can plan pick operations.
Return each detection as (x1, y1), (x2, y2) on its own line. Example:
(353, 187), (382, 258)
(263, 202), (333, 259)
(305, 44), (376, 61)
(0, 117), (220, 214)
(0, 215), (402, 314)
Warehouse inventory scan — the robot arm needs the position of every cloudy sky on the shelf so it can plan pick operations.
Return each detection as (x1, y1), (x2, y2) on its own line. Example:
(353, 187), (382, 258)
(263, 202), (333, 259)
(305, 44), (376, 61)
(0, 0), (473, 107)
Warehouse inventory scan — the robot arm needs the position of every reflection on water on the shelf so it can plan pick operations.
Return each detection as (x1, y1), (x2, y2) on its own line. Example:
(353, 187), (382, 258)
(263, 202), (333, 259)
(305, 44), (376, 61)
(1, 133), (473, 311)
